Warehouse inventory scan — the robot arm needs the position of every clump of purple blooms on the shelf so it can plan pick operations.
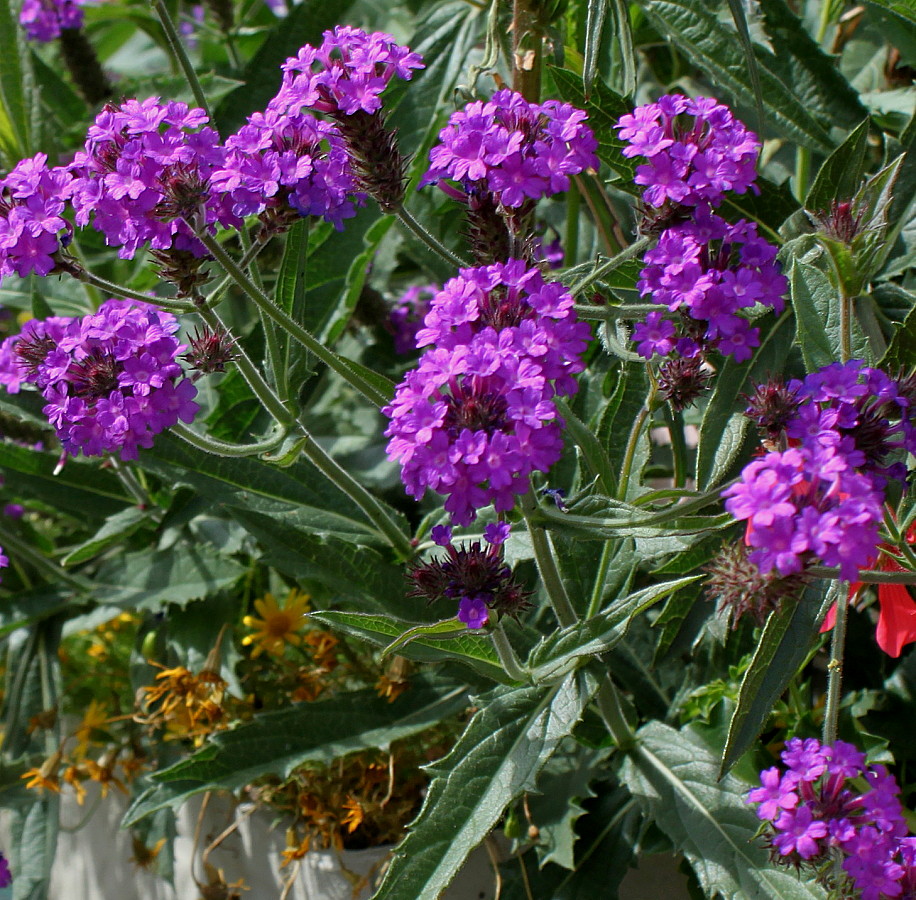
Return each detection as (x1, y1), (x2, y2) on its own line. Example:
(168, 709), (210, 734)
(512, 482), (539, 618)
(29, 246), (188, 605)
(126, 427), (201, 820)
(0, 154), (74, 282)
(408, 522), (527, 628)
(388, 283), (438, 355)
(633, 207), (787, 362)
(421, 89), (599, 210)
(0, 300), (199, 460)
(210, 107), (361, 232)
(383, 259), (590, 526)
(615, 94), (760, 210)
(19, 0), (83, 42)
(69, 98), (237, 261)
(749, 737), (916, 899)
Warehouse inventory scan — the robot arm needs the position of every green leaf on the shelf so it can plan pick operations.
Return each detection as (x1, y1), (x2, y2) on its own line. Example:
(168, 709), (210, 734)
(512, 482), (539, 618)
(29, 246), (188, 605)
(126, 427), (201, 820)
(310, 610), (508, 682)
(558, 397), (616, 494)
(371, 672), (598, 900)
(881, 302), (916, 370)
(719, 581), (832, 776)
(696, 312), (794, 490)
(91, 545), (246, 611)
(584, 0), (609, 97)
(529, 577), (701, 682)
(9, 799), (60, 900)
(0, 440), (133, 519)
(861, 0), (916, 27)
(724, 0), (764, 128)
(640, 0), (861, 151)
(123, 677), (469, 825)
(0, 0), (33, 165)
(623, 721), (829, 899)
(806, 119), (871, 213)
(61, 506), (150, 566)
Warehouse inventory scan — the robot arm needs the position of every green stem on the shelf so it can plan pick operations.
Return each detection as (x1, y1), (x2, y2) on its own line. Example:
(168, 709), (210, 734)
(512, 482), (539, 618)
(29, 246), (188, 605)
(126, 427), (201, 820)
(595, 674), (636, 751)
(574, 303), (663, 321)
(585, 540), (614, 619)
(511, 0), (543, 102)
(491, 623), (528, 683)
(521, 491), (576, 628)
(152, 0), (212, 120)
(108, 457), (153, 508)
(794, 147), (811, 203)
(822, 583), (848, 745)
(171, 421), (289, 457)
(663, 404), (688, 489)
(205, 236), (270, 309)
(75, 270), (195, 312)
(195, 230), (390, 408)
(618, 406), (650, 500)
(809, 566), (916, 585)
(568, 237), (652, 297)
(196, 306), (294, 425)
(295, 422), (413, 560)
(395, 207), (469, 268)
(564, 182), (580, 268)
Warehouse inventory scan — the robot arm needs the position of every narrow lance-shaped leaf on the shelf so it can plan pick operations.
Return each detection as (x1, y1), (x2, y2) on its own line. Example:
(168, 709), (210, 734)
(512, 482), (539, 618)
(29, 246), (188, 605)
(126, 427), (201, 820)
(371, 671), (598, 900)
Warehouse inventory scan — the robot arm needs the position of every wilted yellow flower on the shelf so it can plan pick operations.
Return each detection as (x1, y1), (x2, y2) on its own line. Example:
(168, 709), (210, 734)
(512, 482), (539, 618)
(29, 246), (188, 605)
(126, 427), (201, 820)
(241, 589), (310, 658)
(340, 796), (365, 834)
(22, 751), (63, 794)
(73, 699), (108, 758)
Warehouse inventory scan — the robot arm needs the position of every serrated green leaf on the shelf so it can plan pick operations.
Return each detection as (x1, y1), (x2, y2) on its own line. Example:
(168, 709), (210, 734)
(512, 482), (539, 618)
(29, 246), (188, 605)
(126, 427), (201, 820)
(640, 0), (862, 151)
(881, 302), (916, 370)
(310, 610), (508, 682)
(529, 577), (701, 682)
(623, 721), (829, 899)
(806, 119), (871, 213)
(719, 580), (832, 776)
(91, 545), (245, 611)
(123, 677), (468, 825)
(372, 672), (597, 900)
(558, 397), (615, 494)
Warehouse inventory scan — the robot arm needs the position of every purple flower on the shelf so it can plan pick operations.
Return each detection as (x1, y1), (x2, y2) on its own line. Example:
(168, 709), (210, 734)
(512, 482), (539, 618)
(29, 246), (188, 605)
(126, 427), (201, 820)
(384, 260), (590, 525)
(20, 0), (83, 41)
(422, 90), (598, 210)
(747, 767), (798, 821)
(457, 594), (490, 629)
(388, 284), (438, 355)
(0, 851), (10, 887)
(0, 299), (198, 460)
(616, 94), (759, 209)
(771, 806), (828, 859)
(430, 525), (453, 547)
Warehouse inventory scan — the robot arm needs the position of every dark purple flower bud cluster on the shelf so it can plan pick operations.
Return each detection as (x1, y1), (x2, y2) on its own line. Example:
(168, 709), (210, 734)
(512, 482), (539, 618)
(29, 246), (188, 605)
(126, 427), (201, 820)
(633, 207), (787, 363)
(749, 738), (916, 899)
(615, 94), (760, 210)
(383, 260), (590, 526)
(0, 299), (199, 460)
(19, 0), (83, 42)
(269, 26), (424, 118)
(0, 153), (74, 280)
(69, 98), (237, 261)
(388, 283), (438, 355)
(408, 522), (527, 628)
(422, 89), (599, 210)
(210, 108), (361, 233)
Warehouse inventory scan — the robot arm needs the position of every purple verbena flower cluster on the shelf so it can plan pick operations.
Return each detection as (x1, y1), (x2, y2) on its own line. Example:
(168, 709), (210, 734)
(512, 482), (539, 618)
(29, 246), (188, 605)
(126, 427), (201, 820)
(19, 0), (83, 42)
(0, 154), (74, 280)
(615, 94), (760, 209)
(388, 283), (438, 355)
(749, 738), (916, 900)
(210, 108), (361, 231)
(69, 98), (236, 260)
(633, 207), (787, 363)
(269, 26), (424, 118)
(383, 260), (590, 525)
(408, 521), (526, 628)
(422, 89), (599, 210)
(0, 299), (198, 460)
(725, 361), (916, 582)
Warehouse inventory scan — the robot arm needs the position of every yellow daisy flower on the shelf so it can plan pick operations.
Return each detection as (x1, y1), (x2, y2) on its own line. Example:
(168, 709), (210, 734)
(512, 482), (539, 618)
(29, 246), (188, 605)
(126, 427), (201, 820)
(241, 589), (310, 659)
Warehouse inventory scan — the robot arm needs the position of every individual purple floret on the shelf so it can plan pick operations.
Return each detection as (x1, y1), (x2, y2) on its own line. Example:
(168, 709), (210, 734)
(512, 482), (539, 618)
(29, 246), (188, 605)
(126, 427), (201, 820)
(388, 284), (438, 355)
(0, 299), (199, 460)
(211, 108), (362, 235)
(422, 89), (599, 210)
(268, 26), (424, 211)
(722, 443), (884, 581)
(615, 94), (760, 209)
(383, 260), (590, 525)
(69, 98), (237, 269)
(408, 523), (528, 626)
(634, 206), (787, 363)
(19, 0), (83, 42)
(0, 153), (74, 283)
(749, 738), (914, 899)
